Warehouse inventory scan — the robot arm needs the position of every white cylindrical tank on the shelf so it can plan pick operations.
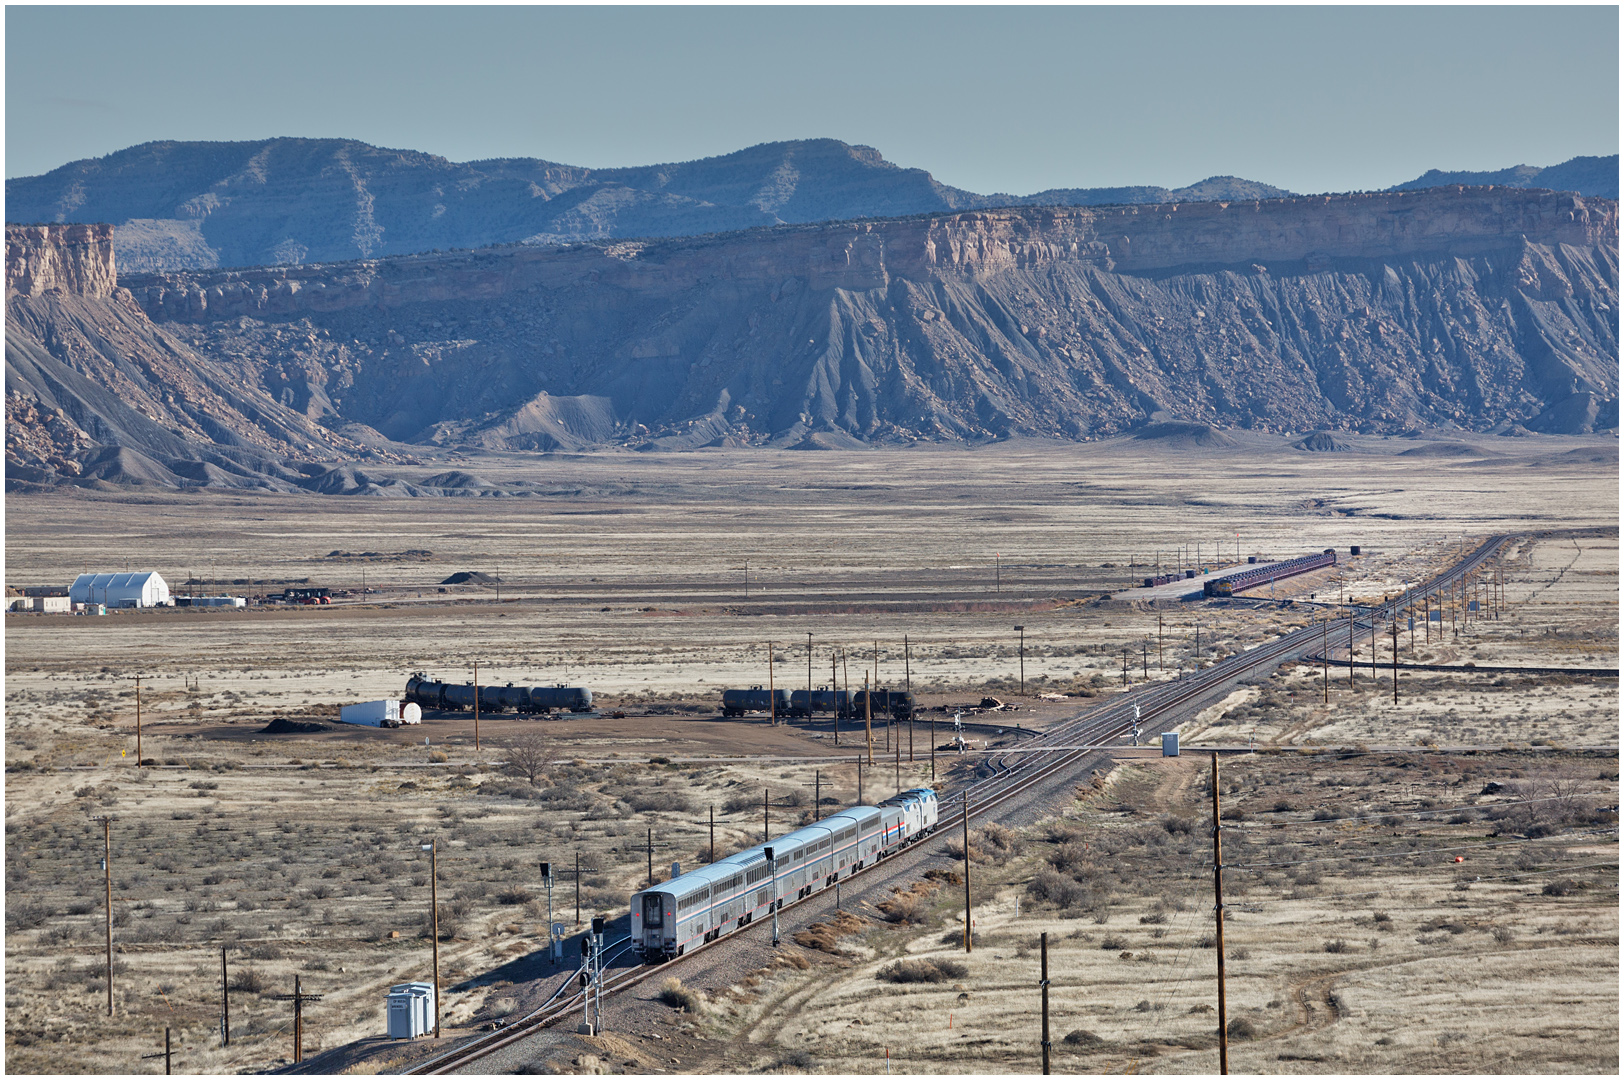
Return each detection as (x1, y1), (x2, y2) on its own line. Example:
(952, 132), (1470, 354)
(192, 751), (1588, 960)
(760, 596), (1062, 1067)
(401, 702), (422, 724)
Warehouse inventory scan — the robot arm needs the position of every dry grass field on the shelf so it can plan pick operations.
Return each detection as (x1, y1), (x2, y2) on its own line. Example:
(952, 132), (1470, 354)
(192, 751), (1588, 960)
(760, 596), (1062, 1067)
(4, 436), (1617, 1073)
(708, 750), (1619, 1075)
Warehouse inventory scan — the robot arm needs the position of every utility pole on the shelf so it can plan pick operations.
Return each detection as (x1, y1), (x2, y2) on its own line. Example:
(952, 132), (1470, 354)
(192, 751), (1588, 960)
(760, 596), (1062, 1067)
(473, 660), (480, 752)
(842, 649), (850, 743)
(996, 552), (1000, 594)
(1040, 931), (1051, 1075)
(1321, 618), (1328, 704)
(832, 653), (841, 744)
(1392, 615), (1400, 705)
(1015, 625), (1025, 695)
(575, 851), (581, 925)
(1348, 610), (1356, 688)
(166, 1026), (172, 1074)
(764, 788), (770, 842)
(96, 816), (113, 1016)
(709, 807), (715, 864)
(135, 674), (142, 767)
(221, 946), (230, 1047)
(647, 827), (654, 887)
(858, 758), (863, 805)
(905, 636), (913, 763)
(768, 641), (776, 726)
(895, 718), (901, 796)
(1141, 637), (1148, 679)
(744, 558), (749, 599)
(962, 792), (973, 953)
(864, 672), (874, 765)
(273, 975), (323, 1064)
(1211, 753), (1228, 1075)
(814, 771), (821, 821)
(807, 633), (813, 726)
(423, 839), (441, 1037)
(1158, 614), (1164, 671)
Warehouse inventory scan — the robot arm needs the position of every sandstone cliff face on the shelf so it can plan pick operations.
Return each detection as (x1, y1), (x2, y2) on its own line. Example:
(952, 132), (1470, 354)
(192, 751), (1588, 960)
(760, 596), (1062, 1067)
(6, 224), (117, 298)
(120, 188), (1618, 449)
(6, 188), (1618, 489)
(6, 223), (384, 488)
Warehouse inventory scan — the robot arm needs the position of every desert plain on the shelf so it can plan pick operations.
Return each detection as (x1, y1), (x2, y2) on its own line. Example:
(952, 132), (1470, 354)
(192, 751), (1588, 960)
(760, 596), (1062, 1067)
(4, 433), (1618, 1074)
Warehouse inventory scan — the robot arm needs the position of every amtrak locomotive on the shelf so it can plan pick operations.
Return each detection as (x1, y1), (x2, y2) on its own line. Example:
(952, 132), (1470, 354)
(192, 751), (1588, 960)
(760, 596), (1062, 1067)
(630, 787), (940, 961)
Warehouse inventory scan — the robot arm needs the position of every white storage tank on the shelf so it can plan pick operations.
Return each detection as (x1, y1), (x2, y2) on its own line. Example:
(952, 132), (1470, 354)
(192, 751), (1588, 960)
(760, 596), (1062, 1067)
(386, 982), (435, 1039)
(1162, 731), (1180, 757)
(340, 700), (407, 727)
(401, 703), (422, 725)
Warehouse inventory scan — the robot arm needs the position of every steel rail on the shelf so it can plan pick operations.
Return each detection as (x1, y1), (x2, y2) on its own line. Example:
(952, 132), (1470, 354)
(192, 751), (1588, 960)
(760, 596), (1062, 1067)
(401, 535), (1513, 1075)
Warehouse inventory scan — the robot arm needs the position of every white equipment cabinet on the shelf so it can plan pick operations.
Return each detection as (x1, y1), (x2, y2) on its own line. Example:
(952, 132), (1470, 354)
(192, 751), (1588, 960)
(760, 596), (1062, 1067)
(386, 982), (435, 1038)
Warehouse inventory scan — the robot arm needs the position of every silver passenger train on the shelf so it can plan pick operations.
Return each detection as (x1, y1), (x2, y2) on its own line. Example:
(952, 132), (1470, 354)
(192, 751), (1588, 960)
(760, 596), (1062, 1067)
(630, 787), (940, 961)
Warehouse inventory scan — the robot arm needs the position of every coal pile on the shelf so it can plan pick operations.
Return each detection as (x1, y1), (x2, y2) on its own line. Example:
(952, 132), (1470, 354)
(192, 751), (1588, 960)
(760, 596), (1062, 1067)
(259, 718), (332, 734)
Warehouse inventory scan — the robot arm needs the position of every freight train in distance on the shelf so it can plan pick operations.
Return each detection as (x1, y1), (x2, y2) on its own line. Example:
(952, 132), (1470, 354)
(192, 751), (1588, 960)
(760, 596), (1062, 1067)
(1204, 549), (1338, 598)
(631, 787), (939, 961)
(404, 673), (593, 714)
(721, 686), (916, 720)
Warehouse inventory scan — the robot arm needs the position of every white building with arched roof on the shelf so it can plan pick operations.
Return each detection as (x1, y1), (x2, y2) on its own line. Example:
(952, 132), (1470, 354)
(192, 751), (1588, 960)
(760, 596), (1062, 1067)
(69, 572), (171, 608)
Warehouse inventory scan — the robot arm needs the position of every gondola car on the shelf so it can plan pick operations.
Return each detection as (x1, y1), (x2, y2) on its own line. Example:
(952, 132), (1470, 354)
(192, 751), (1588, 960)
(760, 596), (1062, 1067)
(631, 788), (939, 961)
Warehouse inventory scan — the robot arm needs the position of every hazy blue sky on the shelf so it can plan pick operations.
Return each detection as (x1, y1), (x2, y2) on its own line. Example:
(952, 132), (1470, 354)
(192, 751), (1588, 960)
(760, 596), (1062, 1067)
(5, 5), (1618, 193)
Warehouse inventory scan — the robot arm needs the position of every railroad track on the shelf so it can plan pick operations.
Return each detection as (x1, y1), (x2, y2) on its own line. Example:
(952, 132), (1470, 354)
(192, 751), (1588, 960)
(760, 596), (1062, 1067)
(393, 535), (1513, 1075)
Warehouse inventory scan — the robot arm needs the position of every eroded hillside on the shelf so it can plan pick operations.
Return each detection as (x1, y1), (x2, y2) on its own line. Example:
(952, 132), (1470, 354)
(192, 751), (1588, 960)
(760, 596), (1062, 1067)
(5, 187), (1618, 490)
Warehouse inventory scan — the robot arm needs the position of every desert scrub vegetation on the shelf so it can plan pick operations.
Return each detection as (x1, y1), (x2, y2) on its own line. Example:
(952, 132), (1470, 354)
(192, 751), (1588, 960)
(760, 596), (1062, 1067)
(876, 957), (968, 984)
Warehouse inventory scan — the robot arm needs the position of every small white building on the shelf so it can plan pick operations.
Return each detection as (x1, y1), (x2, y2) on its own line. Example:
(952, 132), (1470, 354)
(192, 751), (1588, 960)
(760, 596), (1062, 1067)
(69, 572), (171, 609)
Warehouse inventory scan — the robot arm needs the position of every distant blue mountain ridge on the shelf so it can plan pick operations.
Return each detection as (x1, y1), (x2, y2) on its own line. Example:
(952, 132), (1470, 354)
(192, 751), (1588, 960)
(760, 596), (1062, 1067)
(4, 138), (1615, 272)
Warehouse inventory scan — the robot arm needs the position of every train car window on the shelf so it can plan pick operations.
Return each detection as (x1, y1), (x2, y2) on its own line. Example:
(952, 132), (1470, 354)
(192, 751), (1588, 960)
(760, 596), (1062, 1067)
(643, 894), (664, 927)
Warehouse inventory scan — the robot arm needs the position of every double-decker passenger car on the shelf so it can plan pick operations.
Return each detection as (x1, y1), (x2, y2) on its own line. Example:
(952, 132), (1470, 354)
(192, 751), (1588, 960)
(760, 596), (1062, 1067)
(631, 788), (939, 961)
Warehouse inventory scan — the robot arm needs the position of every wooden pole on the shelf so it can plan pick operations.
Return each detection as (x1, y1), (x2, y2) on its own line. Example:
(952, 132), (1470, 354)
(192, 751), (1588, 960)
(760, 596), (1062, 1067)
(1040, 931), (1051, 1075)
(221, 945), (230, 1046)
(709, 806), (715, 864)
(807, 632), (813, 725)
(768, 641), (775, 726)
(135, 675), (142, 766)
(647, 827), (653, 887)
(930, 715), (937, 781)
(906, 636), (914, 763)
(294, 974), (304, 1063)
(832, 653), (841, 746)
(1392, 615), (1400, 705)
(962, 793), (973, 953)
(430, 841), (440, 1037)
(575, 851), (580, 925)
(764, 788), (770, 842)
(864, 672), (873, 765)
(1321, 618), (1328, 704)
(1348, 609), (1355, 688)
(1158, 614), (1164, 671)
(165, 1025), (172, 1074)
(473, 660), (480, 752)
(1212, 753), (1228, 1074)
(102, 817), (113, 1016)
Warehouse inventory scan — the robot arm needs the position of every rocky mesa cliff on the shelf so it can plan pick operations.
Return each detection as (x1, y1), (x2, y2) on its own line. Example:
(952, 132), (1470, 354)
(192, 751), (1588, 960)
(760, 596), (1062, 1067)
(6, 186), (1618, 490)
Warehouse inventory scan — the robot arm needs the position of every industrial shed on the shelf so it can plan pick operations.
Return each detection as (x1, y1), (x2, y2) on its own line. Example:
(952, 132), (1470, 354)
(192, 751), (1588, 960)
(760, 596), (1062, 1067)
(69, 572), (171, 608)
